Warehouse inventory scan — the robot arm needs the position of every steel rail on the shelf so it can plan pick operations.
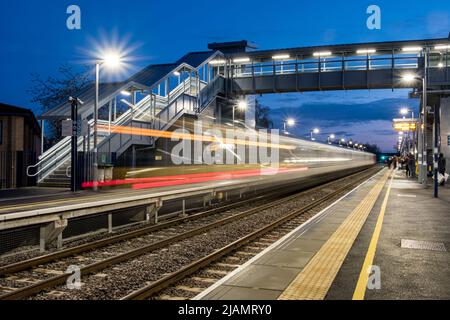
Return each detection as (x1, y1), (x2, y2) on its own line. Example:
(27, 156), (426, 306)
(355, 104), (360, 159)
(0, 192), (285, 276)
(121, 168), (380, 300)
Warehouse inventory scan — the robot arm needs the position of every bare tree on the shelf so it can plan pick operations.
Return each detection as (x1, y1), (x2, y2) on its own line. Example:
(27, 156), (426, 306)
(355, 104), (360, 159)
(27, 63), (91, 146)
(255, 98), (273, 129)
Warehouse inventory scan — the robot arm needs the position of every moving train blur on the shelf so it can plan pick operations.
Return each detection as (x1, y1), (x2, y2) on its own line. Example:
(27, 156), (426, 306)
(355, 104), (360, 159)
(82, 131), (376, 190)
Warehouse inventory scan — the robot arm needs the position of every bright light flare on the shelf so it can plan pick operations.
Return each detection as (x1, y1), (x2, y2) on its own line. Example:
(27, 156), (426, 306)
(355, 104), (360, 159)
(272, 54), (290, 60)
(313, 51), (332, 57)
(101, 51), (123, 68)
(402, 46), (423, 52)
(312, 128), (320, 134)
(435, 44), (450, 50)
(286, 118), (295, 126)
(356, 49), (376, 54)
(400, 108), (409, 115)
(237, 100), (247, 110)
(233, 57), (250, 63)
(402, 73), (417, 82)
(81, 30), (142, 79)
(329, 134), (335, 139)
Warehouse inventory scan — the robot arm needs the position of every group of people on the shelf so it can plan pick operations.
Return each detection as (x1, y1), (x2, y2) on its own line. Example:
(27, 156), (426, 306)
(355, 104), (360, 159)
(386, 153), (447, 186)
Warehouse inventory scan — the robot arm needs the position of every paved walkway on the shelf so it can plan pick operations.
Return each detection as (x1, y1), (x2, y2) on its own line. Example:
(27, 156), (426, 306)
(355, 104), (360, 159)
(196, 169), (450, 300)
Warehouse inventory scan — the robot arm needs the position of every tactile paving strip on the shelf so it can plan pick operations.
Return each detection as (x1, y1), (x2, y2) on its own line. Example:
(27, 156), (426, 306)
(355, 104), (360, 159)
(401, 239), (446, 252)
(278, 170), (391, 300)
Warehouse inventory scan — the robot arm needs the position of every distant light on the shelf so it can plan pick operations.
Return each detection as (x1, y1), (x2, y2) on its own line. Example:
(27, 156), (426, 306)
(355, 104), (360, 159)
(102, 52), (122, 68)
(313, 51), (332, 57)
(399, 131), (404, 135)
(400, 108), (408, 115)
(435, 44), (450, 50)
(312, 128), (320, 134)
(356, 48), (376, 54)
(349, 141), (353, 145)
(329, 134), (335, 139)
(438, 62), (444, 68)
(402, 73), (417, 82)
(120, 90), (131, 96)
(286, 118), (295, 126)
(173, 71), (180, 76)
(340, 138), (346, 142)
(233, 57), (250, 63)
(237, 100), (247, 110)
(272, 54), (290, 60)
(402, 46), (423, 52)
(210, 59), (226, 65)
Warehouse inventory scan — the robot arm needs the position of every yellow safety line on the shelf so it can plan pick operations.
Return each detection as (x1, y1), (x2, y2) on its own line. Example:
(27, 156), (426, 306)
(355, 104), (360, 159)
(278, 169), (390, 300)
(352, 172), (394, 300)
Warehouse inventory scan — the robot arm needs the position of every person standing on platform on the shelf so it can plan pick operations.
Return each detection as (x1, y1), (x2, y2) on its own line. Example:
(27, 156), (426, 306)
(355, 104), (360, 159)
(405, 155), (410, 177)
(408, 154), (416, 178)
(438, 153), (447, 186)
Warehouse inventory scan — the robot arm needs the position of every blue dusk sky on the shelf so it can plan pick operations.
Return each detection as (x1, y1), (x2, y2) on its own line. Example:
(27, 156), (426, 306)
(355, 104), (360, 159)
(1, 0), (449, 151)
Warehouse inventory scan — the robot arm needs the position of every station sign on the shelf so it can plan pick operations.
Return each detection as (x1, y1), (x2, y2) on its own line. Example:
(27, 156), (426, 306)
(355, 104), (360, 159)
(392, 118), (417, 131)
(61, 120), (73, 136)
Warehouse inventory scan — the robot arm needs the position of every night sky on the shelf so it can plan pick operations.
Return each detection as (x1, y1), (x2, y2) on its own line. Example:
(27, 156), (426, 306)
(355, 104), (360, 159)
(1, 0), (449, 151)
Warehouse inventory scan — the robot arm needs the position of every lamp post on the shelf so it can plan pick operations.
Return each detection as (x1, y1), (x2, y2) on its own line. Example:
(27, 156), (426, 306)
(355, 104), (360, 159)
(93, 52), (123, 191)
(401, 64), (430, 190)
(339, 138), (345, 147)
(310, 128), (319, 141)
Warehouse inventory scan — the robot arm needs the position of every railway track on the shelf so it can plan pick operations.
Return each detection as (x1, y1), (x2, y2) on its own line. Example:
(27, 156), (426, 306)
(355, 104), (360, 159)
(122, 167), (381, 300)
(0, 166), (380, 300)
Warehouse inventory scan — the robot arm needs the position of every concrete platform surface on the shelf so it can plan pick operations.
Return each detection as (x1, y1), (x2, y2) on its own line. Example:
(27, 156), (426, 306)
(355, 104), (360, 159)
(196, 169), (450, 300)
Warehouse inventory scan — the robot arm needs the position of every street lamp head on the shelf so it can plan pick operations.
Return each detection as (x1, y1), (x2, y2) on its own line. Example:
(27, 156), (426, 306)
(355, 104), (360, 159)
(340, 138), (345, 142)
(402, 73), (416, 82)
(286, 118), (296, 126)
(329, 134), (335, 139)
(237, 100), (247, 111)
(101, 51), (123, 68)
(400, 108), (408, 115)
(312, 128), (320, 134)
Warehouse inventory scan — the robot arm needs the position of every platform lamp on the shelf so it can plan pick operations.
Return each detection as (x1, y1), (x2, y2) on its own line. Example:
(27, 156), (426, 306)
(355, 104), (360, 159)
(283, 118), (296, 133)
(93, 51), (124, 191)
(327, 134), (335, 144)
(233, 100), (247, 129)
(310, 128), (319, 141)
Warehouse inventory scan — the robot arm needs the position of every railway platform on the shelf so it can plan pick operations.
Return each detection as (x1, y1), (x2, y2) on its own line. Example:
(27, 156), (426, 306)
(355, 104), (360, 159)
(196, 168), (450, 300)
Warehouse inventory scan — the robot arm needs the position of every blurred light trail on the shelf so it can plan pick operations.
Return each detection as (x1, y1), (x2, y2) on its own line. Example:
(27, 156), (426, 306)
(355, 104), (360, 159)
(131, 167), (308, 190)
(97, 124), (296, 150)
(81, 167), (308, 189)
